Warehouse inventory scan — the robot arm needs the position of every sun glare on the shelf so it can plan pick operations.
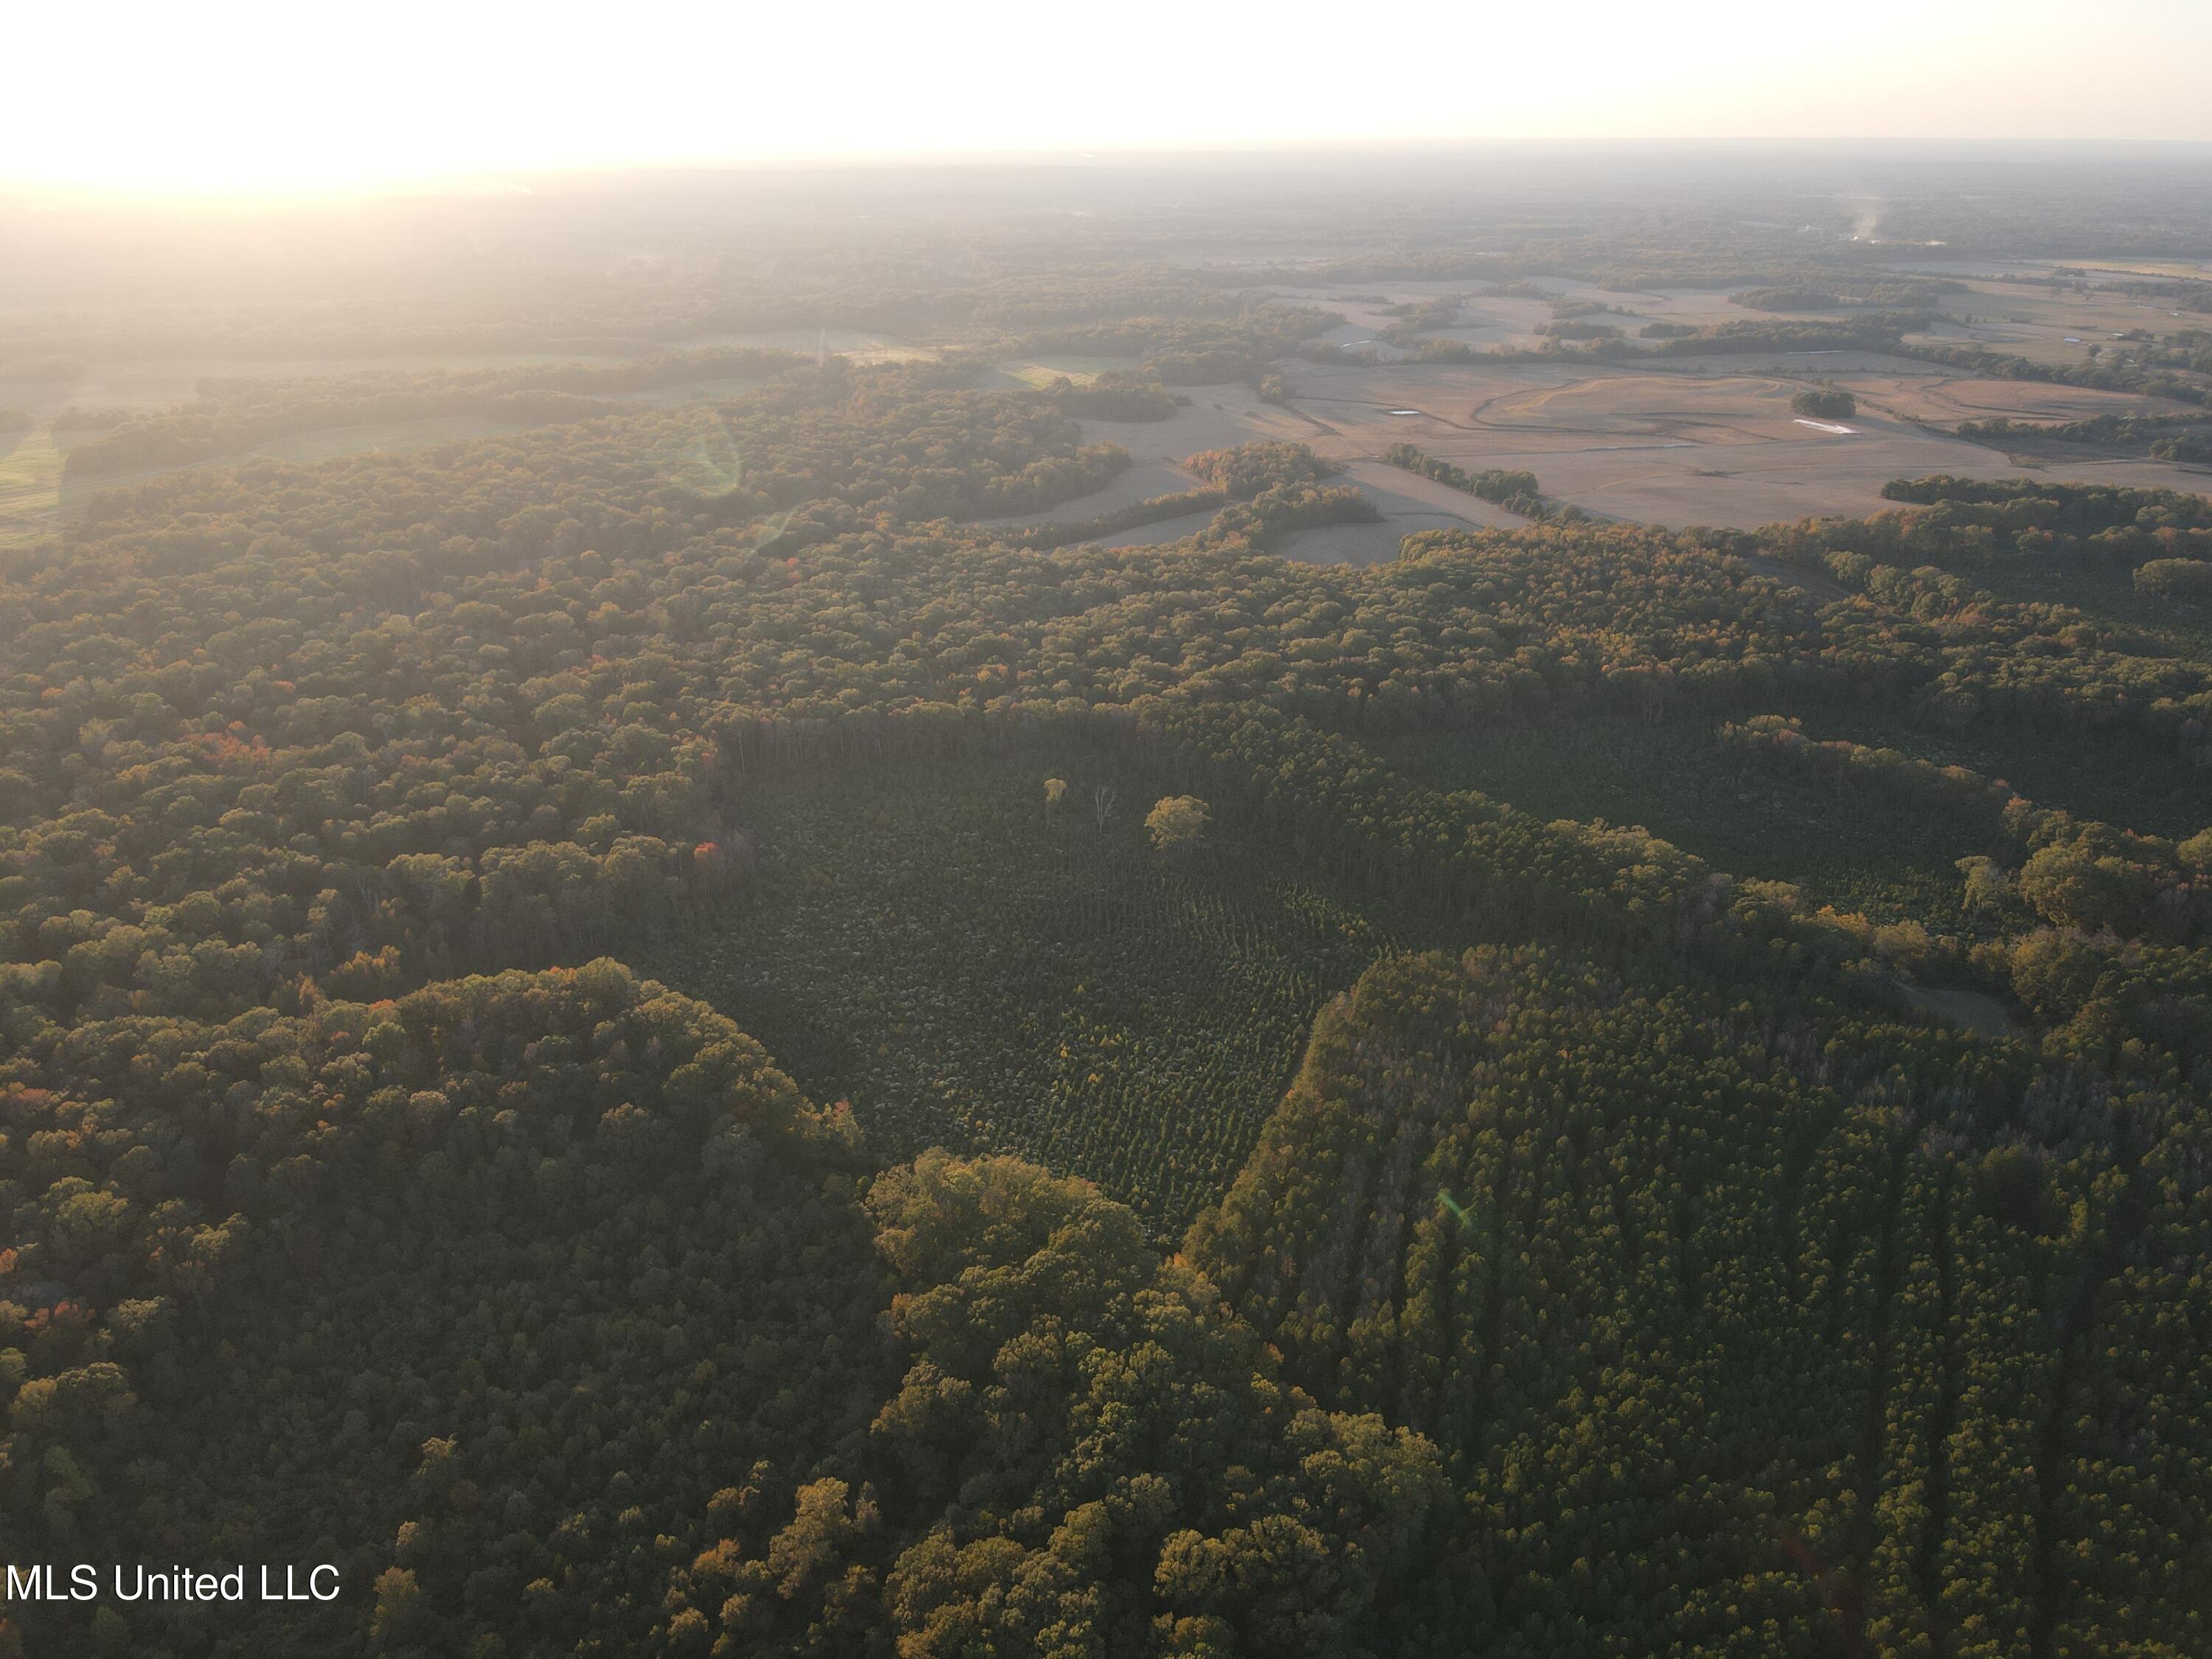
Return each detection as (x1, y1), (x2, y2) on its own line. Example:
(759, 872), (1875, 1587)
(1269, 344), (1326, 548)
(6, 0), (2211, 201)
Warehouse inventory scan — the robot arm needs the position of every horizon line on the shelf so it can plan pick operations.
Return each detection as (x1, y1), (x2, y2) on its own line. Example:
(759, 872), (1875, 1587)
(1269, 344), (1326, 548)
(7, 133), (2212, 212)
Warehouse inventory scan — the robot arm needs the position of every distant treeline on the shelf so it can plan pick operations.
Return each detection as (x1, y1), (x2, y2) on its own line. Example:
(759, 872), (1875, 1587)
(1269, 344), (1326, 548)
(1955, 411), (2212, 462)
(2110, 276), (2212, 315)
(2139, 557), (2212, 598)
(1184, 439), (1338, 498)
(1398, 310), (1935, 365)
(1011, 307), (1340, 387)
(1900, 339), (2212, 406)
(1744, 474), (2212, 569)
(1730, 277), (1963, 312)
(1719, 712), (2212, 945)
(1046, 371), (1182, 421)
(1180, 442), (1377, 550)
(1832, 274), (1969, 305)
(60, 348), (810, 479)
(1194, 481), (1378, 551)
(52, 406), (135, 431)
(1729, 286), (1842, 311)
(1375, 295), (1470, 344)
(1538, 319), (1623, 341)
(1007, 440), (1374, 554)
(1382, 442), (1568, 520)
(1007, 488), (1227, 550)
(1655, 310), (1938, 355)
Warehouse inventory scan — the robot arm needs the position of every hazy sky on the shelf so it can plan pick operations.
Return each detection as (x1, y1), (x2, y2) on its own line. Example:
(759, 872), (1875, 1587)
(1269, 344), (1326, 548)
(9, 0), (2211, 197)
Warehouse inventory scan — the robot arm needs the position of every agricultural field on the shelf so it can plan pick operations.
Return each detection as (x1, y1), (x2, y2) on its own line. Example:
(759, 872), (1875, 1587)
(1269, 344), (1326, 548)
(632, 755), (1411, 1234)
(18, 262), (2199, 563)
(1846, 369), (2185, 425)
(981, 388), (1528, 554)
(1284, 356), (2019, 527)
(1276, 358), (2212, 528)
(978, 310), (2208, 550)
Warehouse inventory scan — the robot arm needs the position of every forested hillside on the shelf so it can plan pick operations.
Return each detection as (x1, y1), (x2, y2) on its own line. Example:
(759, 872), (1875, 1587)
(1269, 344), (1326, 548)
(1192, 947), (2211, 1657)
(4, 321), (2212, 1655)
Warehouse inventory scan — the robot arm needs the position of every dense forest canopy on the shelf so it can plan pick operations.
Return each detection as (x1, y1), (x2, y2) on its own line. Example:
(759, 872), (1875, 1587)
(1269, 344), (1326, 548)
(3, 152), (2212, 1656)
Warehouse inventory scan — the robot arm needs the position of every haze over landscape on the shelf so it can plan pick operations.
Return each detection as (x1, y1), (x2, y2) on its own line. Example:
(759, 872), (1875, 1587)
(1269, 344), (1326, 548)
(4, 6), (2212, 1658)
(7, 0), (2212, 195)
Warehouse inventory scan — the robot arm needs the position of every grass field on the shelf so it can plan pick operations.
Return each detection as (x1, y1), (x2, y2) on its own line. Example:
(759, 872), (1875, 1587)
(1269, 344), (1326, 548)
(633, 756), (1407, 1233)
(1381, 717), (1989, 927)
(990, 355), (1138, 389)
(0, 424), (64, 549)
